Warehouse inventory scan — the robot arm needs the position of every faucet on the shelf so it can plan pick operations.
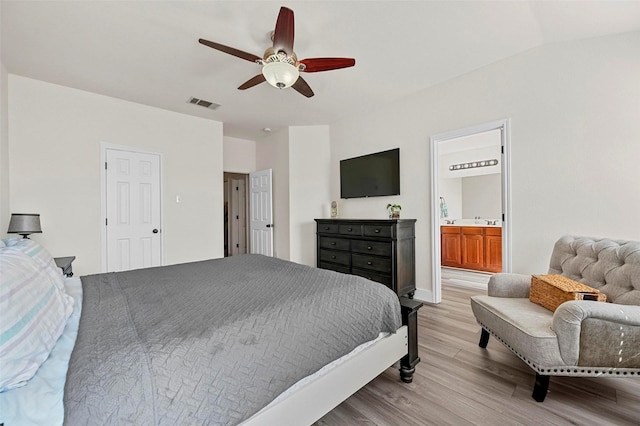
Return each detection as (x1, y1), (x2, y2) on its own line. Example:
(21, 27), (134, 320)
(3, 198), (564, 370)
(445, 219), (456, 225)
(485, 219), (498, 226)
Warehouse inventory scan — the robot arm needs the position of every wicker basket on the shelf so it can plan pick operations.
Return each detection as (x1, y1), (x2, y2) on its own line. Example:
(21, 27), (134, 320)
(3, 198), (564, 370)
(530, 274), (607, 311)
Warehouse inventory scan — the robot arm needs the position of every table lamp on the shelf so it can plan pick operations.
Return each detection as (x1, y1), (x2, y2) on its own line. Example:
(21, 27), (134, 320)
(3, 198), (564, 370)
(7, 213), (42, 239)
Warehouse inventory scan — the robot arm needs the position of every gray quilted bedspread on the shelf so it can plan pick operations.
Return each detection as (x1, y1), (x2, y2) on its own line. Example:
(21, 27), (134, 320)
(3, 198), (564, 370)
(64, 254), (401, 425)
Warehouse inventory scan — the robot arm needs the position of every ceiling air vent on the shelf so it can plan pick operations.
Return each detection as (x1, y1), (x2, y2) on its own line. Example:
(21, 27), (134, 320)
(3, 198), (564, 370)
(187, 97), (221, 110)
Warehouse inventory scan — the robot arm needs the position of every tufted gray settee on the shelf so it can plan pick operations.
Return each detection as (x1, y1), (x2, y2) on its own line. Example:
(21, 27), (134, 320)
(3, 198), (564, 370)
(470, 235), (640, 402)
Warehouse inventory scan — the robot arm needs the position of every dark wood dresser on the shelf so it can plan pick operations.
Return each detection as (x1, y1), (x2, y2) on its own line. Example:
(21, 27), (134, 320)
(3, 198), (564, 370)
(315, 218), (416, 298)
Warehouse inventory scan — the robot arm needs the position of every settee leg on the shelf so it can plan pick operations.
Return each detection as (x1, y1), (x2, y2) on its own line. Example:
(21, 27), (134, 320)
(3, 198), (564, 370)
(532, 373), (550, 402)
(478, 329), (490, 348)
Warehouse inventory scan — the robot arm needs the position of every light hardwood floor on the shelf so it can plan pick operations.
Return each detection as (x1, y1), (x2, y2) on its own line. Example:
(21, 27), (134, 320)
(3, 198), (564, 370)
(316, 284), (640, 425)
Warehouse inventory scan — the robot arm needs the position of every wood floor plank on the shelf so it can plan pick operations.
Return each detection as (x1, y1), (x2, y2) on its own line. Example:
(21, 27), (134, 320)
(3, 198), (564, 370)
(316, 284), (640, 425)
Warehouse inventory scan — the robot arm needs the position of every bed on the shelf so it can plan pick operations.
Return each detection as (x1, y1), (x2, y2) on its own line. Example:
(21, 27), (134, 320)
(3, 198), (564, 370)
(0, 239), (411, 426)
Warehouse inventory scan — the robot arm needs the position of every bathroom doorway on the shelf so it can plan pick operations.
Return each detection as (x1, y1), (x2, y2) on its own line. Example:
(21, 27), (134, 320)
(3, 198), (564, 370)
(223, 172), (249, 257)
(430, 119), (512, 303)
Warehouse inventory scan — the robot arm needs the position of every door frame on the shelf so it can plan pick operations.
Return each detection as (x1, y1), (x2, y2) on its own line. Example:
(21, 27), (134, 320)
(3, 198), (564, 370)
(429, 119), (512, 303)
(223, 172), (249, 256)
(100, 142), (164, 272)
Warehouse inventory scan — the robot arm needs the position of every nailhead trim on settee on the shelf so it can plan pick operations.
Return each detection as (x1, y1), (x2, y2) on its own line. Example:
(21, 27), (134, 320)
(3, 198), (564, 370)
(478, 323), (640, 377)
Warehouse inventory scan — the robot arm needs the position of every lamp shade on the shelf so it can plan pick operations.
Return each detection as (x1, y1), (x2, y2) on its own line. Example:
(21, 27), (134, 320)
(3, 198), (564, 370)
(8, 213), (42, 238)
(262, 61), (300, 89)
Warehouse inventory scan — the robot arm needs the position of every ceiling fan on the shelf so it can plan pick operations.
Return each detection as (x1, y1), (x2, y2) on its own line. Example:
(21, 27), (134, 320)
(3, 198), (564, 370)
(198, 6), (355, 98)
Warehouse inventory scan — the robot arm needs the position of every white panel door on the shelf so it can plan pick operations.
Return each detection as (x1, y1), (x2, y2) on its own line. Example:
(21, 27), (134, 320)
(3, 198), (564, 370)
(106, 149), (162, 271)
(249, 169), (273, 256)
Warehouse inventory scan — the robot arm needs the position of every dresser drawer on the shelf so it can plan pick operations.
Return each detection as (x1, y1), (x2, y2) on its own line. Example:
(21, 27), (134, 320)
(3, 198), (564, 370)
(317, 223), (339, 234)
(316, 218), (416, 298)
(319, 236), (350, 251)
(363, 224), (394, 238)
(339, 224), (362, 236)
(319, 249), (351, 266)
(351, 240), (392, 257)
(352, 268), (393, 288)
(352, 253), (392, 274)
(319, 262), (351, 274)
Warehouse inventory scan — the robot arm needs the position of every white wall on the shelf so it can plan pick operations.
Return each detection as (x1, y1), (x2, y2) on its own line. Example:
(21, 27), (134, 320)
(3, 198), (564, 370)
(0, 59), (9, 237)
(223, 136), (256, 173)
(0, 3), (10, 235)
(255, 125), (331, 266)
(438, 178), (461, 219)
(8, 75), (224, 276)
(330, 32), (640, 301)
(288, 125), (331, 266)
(256, 128), (290, 259)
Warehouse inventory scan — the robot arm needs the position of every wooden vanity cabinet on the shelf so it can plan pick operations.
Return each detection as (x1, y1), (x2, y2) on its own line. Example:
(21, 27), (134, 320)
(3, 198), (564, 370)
(441, 227), (462, 267)
(484, 227), (503, 273)
(461, 227), (484, 271)
(441, 226), (502, 273)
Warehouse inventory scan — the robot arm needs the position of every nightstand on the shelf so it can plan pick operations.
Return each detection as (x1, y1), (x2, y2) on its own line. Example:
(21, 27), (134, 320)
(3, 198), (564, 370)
(54, 256), (76, 277)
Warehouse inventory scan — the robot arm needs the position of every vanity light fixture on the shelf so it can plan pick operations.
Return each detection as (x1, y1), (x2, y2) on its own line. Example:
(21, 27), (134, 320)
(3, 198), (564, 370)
(449, 159), (498, 171)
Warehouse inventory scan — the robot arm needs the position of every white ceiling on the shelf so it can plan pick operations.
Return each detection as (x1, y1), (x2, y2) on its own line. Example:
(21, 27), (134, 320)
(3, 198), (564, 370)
(2, 1), (640, 141)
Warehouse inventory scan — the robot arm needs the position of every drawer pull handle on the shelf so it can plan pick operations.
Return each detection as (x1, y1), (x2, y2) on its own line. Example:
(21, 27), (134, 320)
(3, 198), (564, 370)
(330, 242), (336, 245)
(367, 261), (373, 265)
(375, 229), (381, 233)
(331, 255), (336, 259)
(347, 228), (353, 232)
(367, 246), (372, 250)
(325, 227), (330, 230)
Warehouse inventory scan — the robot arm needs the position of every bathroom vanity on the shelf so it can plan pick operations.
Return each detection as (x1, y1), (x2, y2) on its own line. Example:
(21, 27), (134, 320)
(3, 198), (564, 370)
(441, 224), (502, 273)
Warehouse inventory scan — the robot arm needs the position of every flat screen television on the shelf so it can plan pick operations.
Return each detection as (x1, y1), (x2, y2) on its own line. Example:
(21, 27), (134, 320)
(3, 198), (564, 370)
(340, 148), (400, 199)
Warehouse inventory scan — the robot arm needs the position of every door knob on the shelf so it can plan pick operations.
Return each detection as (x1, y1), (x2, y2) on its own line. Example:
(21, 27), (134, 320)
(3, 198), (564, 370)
(152, 229), (159, 234)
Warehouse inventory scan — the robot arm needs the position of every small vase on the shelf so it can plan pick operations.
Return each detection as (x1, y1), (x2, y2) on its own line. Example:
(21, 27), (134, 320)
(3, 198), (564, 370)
(389, 211), (400, 219)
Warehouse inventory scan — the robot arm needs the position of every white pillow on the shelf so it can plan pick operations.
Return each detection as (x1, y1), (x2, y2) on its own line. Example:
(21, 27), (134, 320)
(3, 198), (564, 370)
(0, 249), (73, 392)
(6, 238), (65, 293)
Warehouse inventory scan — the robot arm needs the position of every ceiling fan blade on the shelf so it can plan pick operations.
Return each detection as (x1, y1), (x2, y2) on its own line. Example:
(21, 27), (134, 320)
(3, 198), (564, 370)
(292, 76), (314, 98)
(300, 58), (356, 73)
(199, 38), (261, 63)
(238, 74), (266, 90)
(272, 7), (295, 55)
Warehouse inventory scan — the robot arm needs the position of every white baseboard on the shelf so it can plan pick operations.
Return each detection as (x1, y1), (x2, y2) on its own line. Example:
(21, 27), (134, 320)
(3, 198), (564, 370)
(412, 288), (434, 304)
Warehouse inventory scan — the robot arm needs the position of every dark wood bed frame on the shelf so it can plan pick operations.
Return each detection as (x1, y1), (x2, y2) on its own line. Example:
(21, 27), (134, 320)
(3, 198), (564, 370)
(400, 297), (422, 382)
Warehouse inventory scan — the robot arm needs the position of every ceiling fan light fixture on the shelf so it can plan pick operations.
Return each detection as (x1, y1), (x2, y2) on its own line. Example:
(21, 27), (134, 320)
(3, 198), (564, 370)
(262, 61), (299, 89)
